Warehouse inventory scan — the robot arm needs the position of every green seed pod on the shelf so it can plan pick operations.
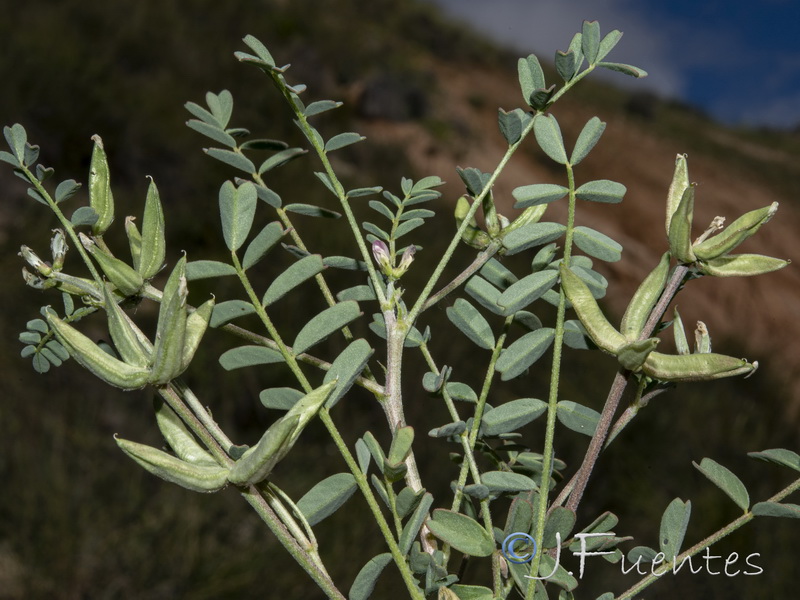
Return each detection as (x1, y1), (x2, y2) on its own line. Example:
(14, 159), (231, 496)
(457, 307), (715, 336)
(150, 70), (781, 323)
(80, 233), (144, 297)
(89, 134), (115, 235)
(138, 177), (166, 279)
(559, 264), (626, 354)
(672, 307), (690, 355)
(46, 311), (149, 389)
(697, 253), (790, 277)
(502, 204), (548, 236)
(694, 321), (711, 354)
(665, 154), (689, 236)
(228, 380), (337, 486)
(693, 202), (778, 261)
(103, 284), (150, 368)
(125, 217), (142, 271)
(620, 251), (671, 340)
(617, 338), (660, 372)
(50, 272), (104, 302)
(482, 191), (500, 237)
(668, 185), (696, 264)
(455, 196), (491, 249)
(642, 351), (757, 382)
(154, 399), (218, 466)
(180, 297), (215, 372)
(115, 436), (228, 493)
(149, 257), (188, 385)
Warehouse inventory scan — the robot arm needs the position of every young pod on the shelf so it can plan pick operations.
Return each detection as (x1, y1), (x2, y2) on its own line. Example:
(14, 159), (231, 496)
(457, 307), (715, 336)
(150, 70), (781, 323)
(642, 351), (757, 382)
(620, 251), (671, 340)
(148, 257), (188, 385)
(502, 204), (548, 237)
(80, 233), (144, 297)
(692, 202), (778, 261)
(180, 297), (215, 372)
(482, 190), (501, 237)
(103, 284), (151, 368)
(89, 134), (115, 235)
(672, 307), (690, 355)
(115, 436), (228, 493)
(138, 177), (166, 280)
(46, 311), (149, 389)
(559, 264), (626, 354)
(665, 154), (689, 235)
(154, 399), (218, 466)
(125, 216), (142, 271)
(228, 380), (337, 486)
(667, 185), (696, 264)
(455, 196), (491, 250)
(51, 272), (104, 302)
(617, 338), (660, 372)
(697, 254), (789, 277)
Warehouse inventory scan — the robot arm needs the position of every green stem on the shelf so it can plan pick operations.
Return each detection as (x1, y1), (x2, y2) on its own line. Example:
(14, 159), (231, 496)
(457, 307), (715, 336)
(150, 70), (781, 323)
(615, 476), (800, 600)
(526, 161), (578, 598)
(21, 165), (102, 282)
(420, 240), (502, 313)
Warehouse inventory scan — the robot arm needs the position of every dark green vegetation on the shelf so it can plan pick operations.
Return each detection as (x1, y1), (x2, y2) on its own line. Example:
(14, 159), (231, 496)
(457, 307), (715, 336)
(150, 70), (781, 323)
(1, 1), (797, 598)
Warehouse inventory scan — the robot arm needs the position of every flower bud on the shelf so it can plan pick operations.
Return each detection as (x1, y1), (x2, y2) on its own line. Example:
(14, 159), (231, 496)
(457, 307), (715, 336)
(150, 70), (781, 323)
(694, 321), (711, 354)
(371, 239), (393, 276)
(50, 229), (68, 271)
(395, 245), (416, 277)
(672, 307), (690, 355)
(455, 196), (491, 250)
(19, 245), (52, 276)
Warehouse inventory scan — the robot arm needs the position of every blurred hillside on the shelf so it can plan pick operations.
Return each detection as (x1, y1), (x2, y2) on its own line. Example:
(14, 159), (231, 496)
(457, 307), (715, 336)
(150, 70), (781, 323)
(1, 0), (798, 598)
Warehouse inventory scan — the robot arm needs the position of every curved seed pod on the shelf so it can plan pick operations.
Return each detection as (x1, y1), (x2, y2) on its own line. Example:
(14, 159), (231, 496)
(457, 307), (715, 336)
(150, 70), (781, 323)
(642, 351), (757, 382)
(149, 257), (188, 385)
(125, 217), (142, 270)
(89, 135), (115, 235)
(51, 272), (103, 301)
(559, 264), (626, 354)
(697, 254), (789, 277)
(115, 436), (228, 492)
(617, 338), (660, 372)
(103, 284), (150, 368)
(228, 380), (337, 486)
(180, 297), (215, 372)
(455, 196), (491, 249)
(502, 204), (548, 236)
(46, 311), (149, 389)
(80, 233), (144, 297)
(620, 251), (671, 339)
(154, 399), (218, 466)
(668, 185), (696, 264)
(138, 177), (166, 279)
(672, 307), (690, 355)
(665, 154), (689, 236)
(693, 203), (778, 261)
(694, 321), (711, 354)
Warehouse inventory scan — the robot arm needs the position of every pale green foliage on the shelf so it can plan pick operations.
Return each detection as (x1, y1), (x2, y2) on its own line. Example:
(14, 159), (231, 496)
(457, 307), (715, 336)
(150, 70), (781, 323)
(5, 18), (796, 600)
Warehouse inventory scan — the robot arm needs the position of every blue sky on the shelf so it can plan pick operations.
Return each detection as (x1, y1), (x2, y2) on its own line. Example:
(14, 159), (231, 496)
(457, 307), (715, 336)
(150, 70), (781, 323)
(426, 0), (800, 128)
